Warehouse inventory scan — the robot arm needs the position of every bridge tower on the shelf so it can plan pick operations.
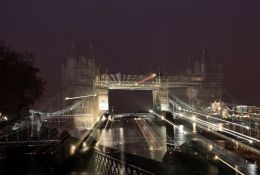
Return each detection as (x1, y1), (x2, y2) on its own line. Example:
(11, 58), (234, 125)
(61, 42), (98, 131)
(153, 71), (169, 112)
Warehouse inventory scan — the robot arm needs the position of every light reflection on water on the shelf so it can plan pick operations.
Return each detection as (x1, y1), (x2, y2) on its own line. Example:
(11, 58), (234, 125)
(174, 125), (187, 145)
(99, 119), (260, 175)
(246, 163), (258, 175)
(192, 123), (197, 133)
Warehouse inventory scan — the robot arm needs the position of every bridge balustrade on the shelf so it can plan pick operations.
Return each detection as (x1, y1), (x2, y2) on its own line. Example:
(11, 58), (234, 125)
(90, 149), (155, 175)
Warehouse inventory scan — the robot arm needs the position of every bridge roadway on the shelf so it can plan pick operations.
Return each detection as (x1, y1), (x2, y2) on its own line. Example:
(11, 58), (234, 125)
(95, 113), (259, 175)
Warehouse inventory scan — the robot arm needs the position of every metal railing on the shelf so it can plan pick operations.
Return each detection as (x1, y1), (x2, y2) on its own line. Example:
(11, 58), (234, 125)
(91, 149), (155, 175)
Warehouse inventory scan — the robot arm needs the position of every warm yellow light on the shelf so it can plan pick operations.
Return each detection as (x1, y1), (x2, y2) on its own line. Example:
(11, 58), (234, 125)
(70, 145), (76, 155)
(216, 156), (245, 175)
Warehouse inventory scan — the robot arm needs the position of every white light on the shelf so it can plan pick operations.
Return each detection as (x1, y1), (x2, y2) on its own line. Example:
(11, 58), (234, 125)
(149, 109), (153, 113)
(178, 107), (182, 110)
(249, 140), (253, 144)
(218, 123), (223, 131)
(82, 142), (87, 148)
(65, 94), (96, 100)
(245, 126), (250, 130)
(216, 156), (245, 175)
(208, 144), (213, 151)
(70, 145), (76, 155)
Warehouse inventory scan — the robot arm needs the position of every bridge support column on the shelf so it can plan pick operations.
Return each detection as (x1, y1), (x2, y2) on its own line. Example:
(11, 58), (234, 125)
(153, 88), (169, 112)
(164, 111), (175, 150)
(96, 88), (109, 116)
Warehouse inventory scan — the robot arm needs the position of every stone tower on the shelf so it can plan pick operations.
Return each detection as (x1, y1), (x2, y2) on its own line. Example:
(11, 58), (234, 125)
(61, 42), (96, 101)
(61, 42), (97, 120)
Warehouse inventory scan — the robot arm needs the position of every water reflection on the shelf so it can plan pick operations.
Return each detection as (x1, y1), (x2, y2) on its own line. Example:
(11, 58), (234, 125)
(247, 163), (257, 175)
(192, 123), (197, 133)
(174, 125), (187, 145)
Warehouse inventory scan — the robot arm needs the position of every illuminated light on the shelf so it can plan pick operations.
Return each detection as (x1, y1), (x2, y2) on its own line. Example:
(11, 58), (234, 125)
(192, 115), (196, 121)
(161, 116), (165, 120)
(99, 95), (109, 110)
(208, 144), (213, 151)
(245, 126), (250, 130)
(82, 142), (87, 148)
(161, 103), (168, 111)
(249, 140), (253, 144)
(135, 73), (157, 85)
(185, 109), (255, 134)
(65, 94), (96, 100)
(216, 156), (245, 175)
(192, 123), (197, 133)
(149, 109), (153, 113)
(178, 107), (182, 110)
(218, 123), (223, 131)
(214, 155), (218, 160)
(70, 145), (76, 155)
(135, 83), (138, 86)
(173, 110), (258, 143)
(168, 110), (260, 156)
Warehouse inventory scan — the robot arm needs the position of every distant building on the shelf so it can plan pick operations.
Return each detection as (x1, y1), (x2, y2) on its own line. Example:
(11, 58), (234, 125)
(171, 46), (223, 107)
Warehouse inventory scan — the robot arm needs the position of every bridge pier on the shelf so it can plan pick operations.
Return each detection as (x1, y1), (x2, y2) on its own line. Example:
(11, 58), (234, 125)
(164, 111), (175, 150)
(96, 88), (109, 116)
(153, 88), (169, 112)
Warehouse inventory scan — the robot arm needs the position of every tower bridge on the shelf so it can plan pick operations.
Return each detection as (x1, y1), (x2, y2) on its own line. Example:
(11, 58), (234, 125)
(28, 45), (224, 142)
(94, 72), (222, 115)
(2, 46), (260, 174)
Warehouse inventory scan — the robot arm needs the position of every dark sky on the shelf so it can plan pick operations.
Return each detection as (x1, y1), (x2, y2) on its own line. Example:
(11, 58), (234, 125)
(1, 0), (260, 104)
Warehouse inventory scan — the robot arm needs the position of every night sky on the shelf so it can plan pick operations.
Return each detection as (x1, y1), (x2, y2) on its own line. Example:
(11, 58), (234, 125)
(1, 0), (260, 104)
